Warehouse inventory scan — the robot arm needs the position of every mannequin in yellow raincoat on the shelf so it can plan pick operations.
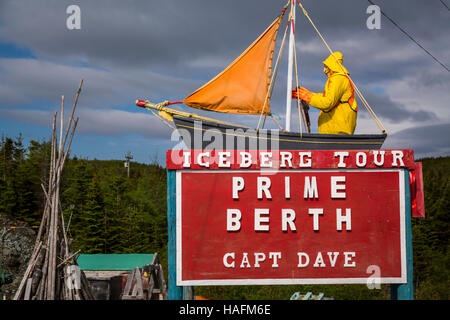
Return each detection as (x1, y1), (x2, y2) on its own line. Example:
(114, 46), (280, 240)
(292, 52), (357, 134)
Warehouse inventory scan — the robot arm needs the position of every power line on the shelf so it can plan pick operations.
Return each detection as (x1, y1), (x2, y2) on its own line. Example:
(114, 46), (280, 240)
(368, 0), (450, 72)
(439, 0), (450, 11)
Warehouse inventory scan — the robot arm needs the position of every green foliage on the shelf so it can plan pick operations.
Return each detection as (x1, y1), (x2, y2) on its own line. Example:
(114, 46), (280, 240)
(411, 157), (450, 300)
(0, 135), (48, 225)
(61, 158), (167, 255)
(0, 134), (448, 299)
(0, 135), (167, 259)
(195, 284), (390, 300)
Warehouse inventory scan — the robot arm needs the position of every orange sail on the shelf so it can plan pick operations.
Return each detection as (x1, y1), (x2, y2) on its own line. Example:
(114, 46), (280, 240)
(183, 16), (283, 115)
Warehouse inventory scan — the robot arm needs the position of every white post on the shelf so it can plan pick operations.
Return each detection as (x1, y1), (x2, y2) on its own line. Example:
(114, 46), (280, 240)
(285, 0), (295, 132)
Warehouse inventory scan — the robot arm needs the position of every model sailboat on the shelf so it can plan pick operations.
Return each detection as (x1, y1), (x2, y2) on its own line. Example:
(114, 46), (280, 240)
(136, 1), (387, 150)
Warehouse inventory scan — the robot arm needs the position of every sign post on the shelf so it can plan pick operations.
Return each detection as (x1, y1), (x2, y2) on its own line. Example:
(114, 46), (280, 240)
(166, 149), (423, 300)
(390, 170), (414, 300)
(167, 169), (183, 300)
(168, 169), (195, 300)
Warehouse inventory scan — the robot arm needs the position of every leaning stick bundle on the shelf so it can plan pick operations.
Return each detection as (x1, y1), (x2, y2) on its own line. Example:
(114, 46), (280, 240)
(14, 79), (94, 300)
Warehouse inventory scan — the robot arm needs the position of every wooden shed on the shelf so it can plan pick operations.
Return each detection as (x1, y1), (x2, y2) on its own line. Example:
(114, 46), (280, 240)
(77, 253), (167, 300)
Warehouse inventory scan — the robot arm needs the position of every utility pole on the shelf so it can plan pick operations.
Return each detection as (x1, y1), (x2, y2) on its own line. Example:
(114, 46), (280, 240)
(125, 151), (133, 178)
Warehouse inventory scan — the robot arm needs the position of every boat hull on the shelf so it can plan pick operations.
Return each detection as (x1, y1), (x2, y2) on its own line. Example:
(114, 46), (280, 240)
(172, 115), (386, 150)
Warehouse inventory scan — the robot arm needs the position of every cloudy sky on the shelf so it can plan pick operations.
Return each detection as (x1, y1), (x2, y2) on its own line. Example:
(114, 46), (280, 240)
(0, 0), (449, 163)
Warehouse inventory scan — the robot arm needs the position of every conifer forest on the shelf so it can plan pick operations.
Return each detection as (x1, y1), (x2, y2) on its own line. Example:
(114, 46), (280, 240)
(0, 135), (448, 299)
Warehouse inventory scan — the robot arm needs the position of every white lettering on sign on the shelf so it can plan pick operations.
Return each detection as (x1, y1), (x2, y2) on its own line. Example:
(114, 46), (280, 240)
(254, 208), (270, 231)
(232, 177), (244, 199)
(304, 176), (318, 199)
(373, 150), (385, 166)
(240, 152), (252, 168)
(285, 176), (291, 199)
(356, 152), (367, 167)
(297, 252), (310, 267)
(260, 152), (272, 167)
(391, 150), (405, 167)
(230, 175), (352, 201)
(331, 176), (346, 199)
(299, 152), (312, 167)
(327, 252), (339, 267)
(177, 149), (410, 169)
(257, 177), (271, 199)
(336, 208), (352, 231)
(308, 208), (323, 231)
(254, 253), (266, 268)
(227, 209), (241, 231)
(240, 253), (251, 268)
(197, 152), (210, 167)
(176, 155), (410, 282)
(334, 151), (349, 168)
(223, 253), (235, 268)
(182, 152), (191, 168)
(313, 252), (326, 267)
(210, 169), (400, 273)
(218, 152), (231, 167)
(344, 252), (356, 267)
(297, 251), (357, 268)
(281, 208), (296, 232)
(269, 252), (281, 267)
(226, 207), (353, 232)
(280, 152), (293, 168)
(224, 252), (282, 269)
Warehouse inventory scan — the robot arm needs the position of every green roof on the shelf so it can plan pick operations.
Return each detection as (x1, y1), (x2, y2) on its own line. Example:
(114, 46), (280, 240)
(77, 254), (155, 271)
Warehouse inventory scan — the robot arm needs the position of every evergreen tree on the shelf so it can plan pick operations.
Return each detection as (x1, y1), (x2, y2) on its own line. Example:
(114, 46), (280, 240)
(63, 159), (92, 249)
(76, 174), (106, 253)
(25, 139), (52, 225)
(102, 175), (127, 253)
(12, 134), (36, 224)
(0, 133), (448, 299)
(0, 136), (17, 216)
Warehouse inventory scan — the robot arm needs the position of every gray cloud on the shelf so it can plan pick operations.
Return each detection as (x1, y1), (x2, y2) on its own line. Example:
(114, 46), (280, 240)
(356, 90), (438, 122)
(0, 58), (198, 108)
(1, 1), (448, 74)
(0, 0), (448, 160)
(384, 123), (450, 158)
(0, 107), (172, 139)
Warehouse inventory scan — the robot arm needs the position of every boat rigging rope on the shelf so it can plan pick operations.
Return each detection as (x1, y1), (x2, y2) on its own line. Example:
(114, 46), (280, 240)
(296, 0), (388, 134)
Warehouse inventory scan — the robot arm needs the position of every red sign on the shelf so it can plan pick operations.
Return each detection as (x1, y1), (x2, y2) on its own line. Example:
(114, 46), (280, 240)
(176, 164), (408, 285)
(167, 149), (415, 170)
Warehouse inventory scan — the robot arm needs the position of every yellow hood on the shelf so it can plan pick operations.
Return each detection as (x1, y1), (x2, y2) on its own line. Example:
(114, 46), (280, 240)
(323, 52), (349, 75)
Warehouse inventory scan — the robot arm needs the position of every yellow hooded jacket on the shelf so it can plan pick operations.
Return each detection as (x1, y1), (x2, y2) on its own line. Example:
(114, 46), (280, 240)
(308, 52), (357, 135)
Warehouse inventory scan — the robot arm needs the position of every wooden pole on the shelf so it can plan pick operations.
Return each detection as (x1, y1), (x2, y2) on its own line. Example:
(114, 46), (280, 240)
(167, 170), (183, 300)
(13, 241), (42, 300)
(14, 79), (92, 300)
(58, 79), (83, 167)
(46, 112), (58, 300)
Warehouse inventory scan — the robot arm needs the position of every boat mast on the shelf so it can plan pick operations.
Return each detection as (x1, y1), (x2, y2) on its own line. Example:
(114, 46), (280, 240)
(285, 0), (295, 132)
